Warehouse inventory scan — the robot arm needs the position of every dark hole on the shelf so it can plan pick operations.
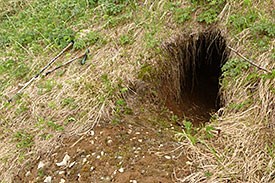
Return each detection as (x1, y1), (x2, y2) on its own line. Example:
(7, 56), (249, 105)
(163, 30), (229, 125)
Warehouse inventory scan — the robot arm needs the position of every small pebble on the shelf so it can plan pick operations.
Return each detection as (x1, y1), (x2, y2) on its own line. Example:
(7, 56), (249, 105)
(83, 158), (87, 164)
(38, 161), (45, 169)
(135, 132), (140, 135)
(130, 180), (137, 183)
(90, 166), (95, 171)
(118, 168), (124, 173)
(25, 171), (31, 177)
(58, 171), (65, 175)
(59, 179), (65, 183)
(107, 139), (113, 144)
(116, 156), (123, 159)
(44, 176), (52, 183)
(69, 161), (75, 168)
(56, 154), (70, 167)
(138, 139), (142, 143)
(113, 169), (117, 175)
(164, 155), (171, 160)
(90, 130), (95, 136)
(101, 151), (104, 156)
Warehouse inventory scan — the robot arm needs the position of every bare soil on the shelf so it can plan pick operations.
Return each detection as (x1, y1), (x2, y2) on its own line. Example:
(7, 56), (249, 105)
(13, 114), (189, 183)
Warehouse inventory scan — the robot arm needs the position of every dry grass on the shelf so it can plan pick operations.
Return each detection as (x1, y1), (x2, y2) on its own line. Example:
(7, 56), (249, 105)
(0, 0), (274, 182)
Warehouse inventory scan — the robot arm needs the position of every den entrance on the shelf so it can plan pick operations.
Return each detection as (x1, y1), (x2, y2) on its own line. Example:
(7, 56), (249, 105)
(163, 30), (229, 125)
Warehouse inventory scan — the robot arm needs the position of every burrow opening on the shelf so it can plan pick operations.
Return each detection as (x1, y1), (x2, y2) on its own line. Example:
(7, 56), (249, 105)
(161, 30), (229, 125)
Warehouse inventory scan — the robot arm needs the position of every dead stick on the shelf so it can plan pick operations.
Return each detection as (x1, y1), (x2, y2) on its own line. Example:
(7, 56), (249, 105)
(44, 50), (88, 76)
(8, 41), (74, 102)
(228, 46), (272, 73)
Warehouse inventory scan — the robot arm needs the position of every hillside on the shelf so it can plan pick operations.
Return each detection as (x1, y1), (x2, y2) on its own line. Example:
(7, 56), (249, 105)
(0, 0), (274, 182)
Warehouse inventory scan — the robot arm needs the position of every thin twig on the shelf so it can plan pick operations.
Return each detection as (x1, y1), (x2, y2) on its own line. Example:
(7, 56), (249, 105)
(228, 46), (272, 73)
(8, 41), (74, 102)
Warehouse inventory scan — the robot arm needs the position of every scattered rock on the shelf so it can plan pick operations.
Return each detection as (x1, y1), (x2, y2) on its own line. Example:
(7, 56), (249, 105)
(90, 130), (95, 136)
(59, 178), (65, 183)
(69, 161), (75, 168)
(130, 180), (137, 183)
(164, 155), (171, 160)
(82, 158), (87, 164)
(38, 161), (45, 169)
(118, 168), (124, 173)
(56, 154), (70, 167)
(58, 171), (65, 175)
(90, 166), (95, 171)
(25, 171), (31, 177)
(44, 176), (52, 183)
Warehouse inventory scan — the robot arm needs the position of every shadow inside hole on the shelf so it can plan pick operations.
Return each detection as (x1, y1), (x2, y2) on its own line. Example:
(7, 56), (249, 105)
(164, 30), (229, 126)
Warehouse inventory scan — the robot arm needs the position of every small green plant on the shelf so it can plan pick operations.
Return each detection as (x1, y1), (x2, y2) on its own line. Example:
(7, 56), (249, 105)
(252, 19), (275, 38)
(176, 120), (197, 145)
(196, 0), (226, 24)
(222, 58), (250, 78)
(13, 131), (34, 149)
(174, 7), (194, 24)
(228, 99), (252, 111)
(37, 79), (56, 94)
(138, 64), (153, 80)
(228, 10), (258, 32)
(40, 133), (53, 140)
(36, 118), (64, 132)
(62, 97), (76, 108)
(74, 31), (101, 50)
(119, 34), (133, 45)
(47, 121), (64, 131)
(204, 125), (215, 139)
(197, 8), (218, 24)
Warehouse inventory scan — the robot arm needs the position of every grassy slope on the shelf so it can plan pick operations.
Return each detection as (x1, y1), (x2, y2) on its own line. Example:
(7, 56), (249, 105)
(0, 0), (274, 182)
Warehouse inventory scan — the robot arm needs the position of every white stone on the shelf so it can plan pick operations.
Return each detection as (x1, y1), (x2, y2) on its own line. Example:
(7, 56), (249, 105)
(69, 161), (75, 168)
(90, 130), (95, 136)
(38, 161), (45, 169)
(44, 176), (52, 183)
(59, 178), (65, 183)
(90, 166), (95, 171)
(58, 171), (65, 175)
(25, 171), (31, 177)
(164, 155), (171, 160)
(56, 154), (70, 167)
(83, 158), (87, 164)
(118, 167), (124, 173)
